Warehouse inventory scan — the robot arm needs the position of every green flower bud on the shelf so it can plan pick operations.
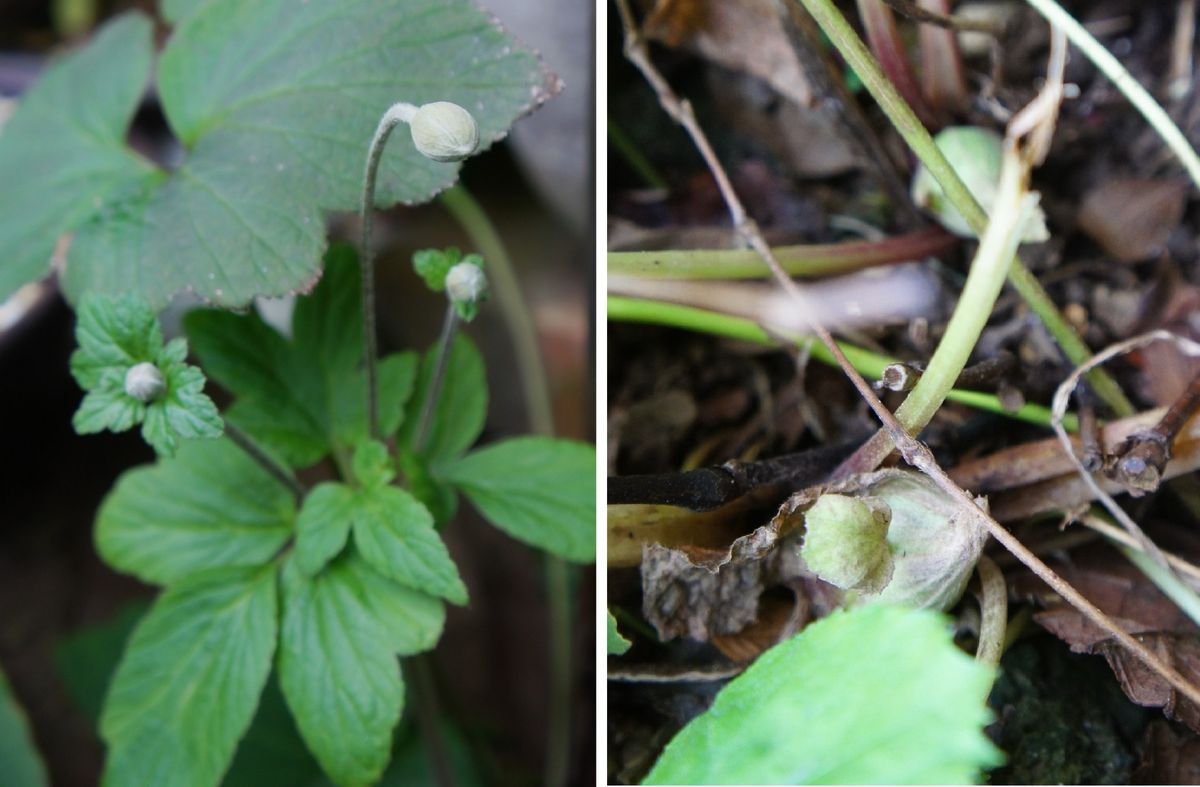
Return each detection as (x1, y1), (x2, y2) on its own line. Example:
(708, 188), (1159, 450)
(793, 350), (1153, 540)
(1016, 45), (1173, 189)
(801, 493), (894, 594)
(124, 362), (165, 402)
(911, 126), (1049, 243)
(410, 101), (479, 163)
(794, 470), (988, 611)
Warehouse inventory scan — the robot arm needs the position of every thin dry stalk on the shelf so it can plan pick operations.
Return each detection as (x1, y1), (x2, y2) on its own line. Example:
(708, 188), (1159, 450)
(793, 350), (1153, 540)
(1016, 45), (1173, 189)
(616, 0), (1200, 707)
(1050, 331), (1200, 570)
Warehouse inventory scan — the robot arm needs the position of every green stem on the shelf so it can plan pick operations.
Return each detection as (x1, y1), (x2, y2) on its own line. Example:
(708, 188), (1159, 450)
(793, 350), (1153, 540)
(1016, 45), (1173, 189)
(974, 555), (1008, 667)
(1023, 0), (1200, 190)
(439, 186), (555, 436)
(794, 0), (1134, 417)
(608, 228), (956, 279)
(837, 141), (1033, 474)
(224, 422), (305, 501)
(360, 102), (418, 440)
(608, 294), (1076, 430)
(414, 303), (460, 453)
(438, 186), (574, 787)
(608, 117), (668, 189)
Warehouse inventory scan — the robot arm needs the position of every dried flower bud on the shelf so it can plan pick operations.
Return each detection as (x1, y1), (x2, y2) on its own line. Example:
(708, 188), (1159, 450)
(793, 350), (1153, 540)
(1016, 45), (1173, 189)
(911, 126), (1049, 243)
(794, 469), (988, 611)
(124, 362), (165, 402)
(801, 493), (894, 594)
(409, 101), (479, 163)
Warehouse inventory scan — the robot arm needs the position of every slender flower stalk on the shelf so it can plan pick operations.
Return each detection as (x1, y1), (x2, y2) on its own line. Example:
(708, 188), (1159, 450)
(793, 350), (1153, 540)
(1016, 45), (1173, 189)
(360, 101), (480, 440)
(414, 303), (460, 452)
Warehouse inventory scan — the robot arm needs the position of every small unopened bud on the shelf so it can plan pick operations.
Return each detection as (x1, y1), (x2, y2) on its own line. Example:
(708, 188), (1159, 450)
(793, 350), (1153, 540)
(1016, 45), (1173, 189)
(124, 362), (165, 402)
(801, 494), (894, 594)
(410, 102), (479, 163)
(445, 262), (488, 305)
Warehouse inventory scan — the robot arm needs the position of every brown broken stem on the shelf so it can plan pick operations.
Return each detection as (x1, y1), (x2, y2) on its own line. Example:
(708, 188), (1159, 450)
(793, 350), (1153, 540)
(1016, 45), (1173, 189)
(1111, 367), (1200, 494)
(619, 0), (1200, 708)
(1051, 331), (1200, 571)
(878, 352), (1017, 393)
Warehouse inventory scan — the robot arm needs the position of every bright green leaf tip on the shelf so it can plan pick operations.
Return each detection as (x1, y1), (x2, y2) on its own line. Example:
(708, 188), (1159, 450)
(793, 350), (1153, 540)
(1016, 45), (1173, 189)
(353, 440), (395, 487)
(607, 610), (631, 655)
(644, 605), (1004, 785)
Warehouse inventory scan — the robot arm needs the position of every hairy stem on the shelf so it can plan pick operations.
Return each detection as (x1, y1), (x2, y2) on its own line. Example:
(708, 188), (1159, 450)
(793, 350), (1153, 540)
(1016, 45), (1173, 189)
(439, 186), (554, 435)
(796, 0), (1134, 416)
(224, 422), (305, 502)
(414, 303), (460, 453)
(359, 102), (417, 440)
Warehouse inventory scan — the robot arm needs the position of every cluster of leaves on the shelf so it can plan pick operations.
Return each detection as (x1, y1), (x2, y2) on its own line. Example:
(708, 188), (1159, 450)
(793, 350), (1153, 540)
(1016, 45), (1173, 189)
(70, 294), (222, 455)
(0, 0), (552, 308)
(85, 248), (593, 785)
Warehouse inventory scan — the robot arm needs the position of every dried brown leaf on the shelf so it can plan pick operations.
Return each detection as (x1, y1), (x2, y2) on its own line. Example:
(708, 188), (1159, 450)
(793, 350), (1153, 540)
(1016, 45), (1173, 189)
(1023, 545), (1200, 732)
(1077, 178), (1187, 263)
(1134, 721), (1200, 784)
(646, 0), (812, 107)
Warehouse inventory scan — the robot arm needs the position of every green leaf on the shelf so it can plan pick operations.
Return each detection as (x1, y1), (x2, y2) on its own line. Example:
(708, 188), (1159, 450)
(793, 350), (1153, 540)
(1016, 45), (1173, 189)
(398, 334), (486, 462)
(0, 668), (48, 787)
(438, 437), (595, 562)
(411, 248), (479, 293)
(71, 293), (222, 456)
(607, 610), (631, 655)
(397, 448), (458, 527)
(96, 438), (294, 585)
(352, 440), (394, 488)
(352, 485), (467, 605)
(643, 605), (1004, 785)
(0, 1), (555, 308)
(160, 0), (208, 24)
(0, 12), (155, 302)
(186, 247), (417, 468)
(278, 553), (444, 787)
(294, 483), (356, 577)
(101, 566), (278, 787)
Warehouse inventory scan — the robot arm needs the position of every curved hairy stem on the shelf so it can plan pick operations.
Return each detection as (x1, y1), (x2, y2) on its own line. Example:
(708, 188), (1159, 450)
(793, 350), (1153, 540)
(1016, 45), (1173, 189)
(359, 102), (418, 439)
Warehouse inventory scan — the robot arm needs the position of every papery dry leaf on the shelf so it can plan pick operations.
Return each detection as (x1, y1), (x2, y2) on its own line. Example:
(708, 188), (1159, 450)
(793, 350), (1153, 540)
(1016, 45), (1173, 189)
(1022, 544), (1200, 732)
(646, 0), (812, 107)
(1077, 178), (1187, 263)
(640, 518), (806, 642)
(1133, 721), (1200, 784)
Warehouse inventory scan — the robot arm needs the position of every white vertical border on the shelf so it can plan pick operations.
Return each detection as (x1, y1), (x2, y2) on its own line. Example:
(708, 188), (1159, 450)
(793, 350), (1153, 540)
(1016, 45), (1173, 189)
(594, 0), (609, 783)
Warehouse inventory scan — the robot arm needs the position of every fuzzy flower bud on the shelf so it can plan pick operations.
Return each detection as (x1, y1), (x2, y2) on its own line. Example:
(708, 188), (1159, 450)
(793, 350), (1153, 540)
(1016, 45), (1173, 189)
(445, 261), (488, 305)
(410, 101), (479, 163)
(124, 362), (165, 402)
